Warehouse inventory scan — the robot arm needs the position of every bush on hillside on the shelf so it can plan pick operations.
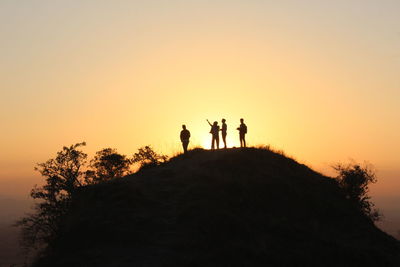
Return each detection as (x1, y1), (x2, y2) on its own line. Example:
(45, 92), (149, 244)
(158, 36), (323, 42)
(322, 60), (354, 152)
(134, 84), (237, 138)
(85, 148), (131, 184)
(132, 146), (168, 169)
(333, 163), (381, 222)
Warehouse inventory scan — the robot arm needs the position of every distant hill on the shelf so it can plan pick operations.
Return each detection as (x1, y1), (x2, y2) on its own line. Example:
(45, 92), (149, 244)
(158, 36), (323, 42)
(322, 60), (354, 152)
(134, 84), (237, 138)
(34, 148), (400, 266)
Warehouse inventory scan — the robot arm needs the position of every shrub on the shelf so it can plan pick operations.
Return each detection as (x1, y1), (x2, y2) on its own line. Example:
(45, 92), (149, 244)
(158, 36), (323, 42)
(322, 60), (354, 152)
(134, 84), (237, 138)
(333, 163), (381, 221)
(132, 146), (168, 169)
(85, 148), (131, 184)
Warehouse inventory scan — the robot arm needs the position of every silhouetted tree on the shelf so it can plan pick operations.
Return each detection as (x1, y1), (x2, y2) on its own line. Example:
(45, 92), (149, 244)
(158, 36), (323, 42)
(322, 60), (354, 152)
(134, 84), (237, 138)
(16, 142), (87, 253)
(85, 148), (131, 184)
(132, 146), (168, 169)
(333, 163), (381, 221)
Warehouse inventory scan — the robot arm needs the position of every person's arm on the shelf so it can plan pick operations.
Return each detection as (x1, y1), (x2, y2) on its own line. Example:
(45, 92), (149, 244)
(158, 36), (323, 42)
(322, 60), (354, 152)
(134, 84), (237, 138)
(206, 119), (212, 126)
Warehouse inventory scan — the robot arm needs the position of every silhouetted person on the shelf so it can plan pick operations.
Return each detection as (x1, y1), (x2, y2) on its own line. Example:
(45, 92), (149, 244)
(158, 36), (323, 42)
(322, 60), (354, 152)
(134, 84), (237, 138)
(237, 118), (247, 148)
(221, 119), (227, 149)
(207, 119), (220, 149)
(180, 125), (190, 153)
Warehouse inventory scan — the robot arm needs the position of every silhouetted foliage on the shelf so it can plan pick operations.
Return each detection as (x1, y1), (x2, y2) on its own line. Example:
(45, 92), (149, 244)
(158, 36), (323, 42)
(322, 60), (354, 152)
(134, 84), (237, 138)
(32, 148), (400, 266)
(15, 142), (87, 253)
(16, 142), (170, 264)
(85, 148), (131, 184)
(333, 163), (381, 221)
(132, 146), (168, 169)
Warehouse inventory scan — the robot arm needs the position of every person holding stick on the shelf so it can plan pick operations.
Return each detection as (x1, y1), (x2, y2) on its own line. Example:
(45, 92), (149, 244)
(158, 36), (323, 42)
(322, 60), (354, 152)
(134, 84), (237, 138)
(207, 119), (220, 150)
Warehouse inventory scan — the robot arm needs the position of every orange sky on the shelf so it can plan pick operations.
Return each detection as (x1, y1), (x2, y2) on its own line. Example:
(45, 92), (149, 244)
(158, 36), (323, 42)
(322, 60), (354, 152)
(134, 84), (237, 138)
(0, 0), (399, 213)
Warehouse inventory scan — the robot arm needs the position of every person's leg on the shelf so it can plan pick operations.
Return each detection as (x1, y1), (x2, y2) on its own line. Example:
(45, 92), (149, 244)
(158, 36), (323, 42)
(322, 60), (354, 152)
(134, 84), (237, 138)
(240, 135), (245, 147)
(183, 141), (189, 153)
(243, 135), (246, 147)
(216, 136), (219, 149)
(222, 134), (227, 148)
(211, 136), (215, 149)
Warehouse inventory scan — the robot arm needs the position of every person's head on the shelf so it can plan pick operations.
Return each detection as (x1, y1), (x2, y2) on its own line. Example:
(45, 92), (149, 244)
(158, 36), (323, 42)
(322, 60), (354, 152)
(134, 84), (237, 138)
(182, 124), (186, 130)
(222, 119), (226, 123)
(240, 118), (244, 123)
(213, 121), (218, 126)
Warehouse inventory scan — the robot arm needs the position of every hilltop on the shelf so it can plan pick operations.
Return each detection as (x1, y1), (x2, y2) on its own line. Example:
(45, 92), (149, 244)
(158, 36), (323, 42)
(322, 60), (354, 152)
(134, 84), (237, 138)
(34, 148), (400, 266)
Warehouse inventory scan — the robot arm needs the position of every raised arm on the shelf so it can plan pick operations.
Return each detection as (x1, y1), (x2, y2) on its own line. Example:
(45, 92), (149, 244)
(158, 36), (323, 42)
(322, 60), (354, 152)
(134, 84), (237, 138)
(206, 119), (212, 126)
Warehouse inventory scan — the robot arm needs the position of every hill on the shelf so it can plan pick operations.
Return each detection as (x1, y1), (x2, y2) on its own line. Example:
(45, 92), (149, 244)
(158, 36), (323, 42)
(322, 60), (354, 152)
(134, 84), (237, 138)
(34, 148), (400, 266)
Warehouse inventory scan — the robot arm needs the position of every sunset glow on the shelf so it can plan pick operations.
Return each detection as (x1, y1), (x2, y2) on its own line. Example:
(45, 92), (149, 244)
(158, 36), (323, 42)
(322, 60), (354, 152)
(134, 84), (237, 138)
(0, 1), (399, 242)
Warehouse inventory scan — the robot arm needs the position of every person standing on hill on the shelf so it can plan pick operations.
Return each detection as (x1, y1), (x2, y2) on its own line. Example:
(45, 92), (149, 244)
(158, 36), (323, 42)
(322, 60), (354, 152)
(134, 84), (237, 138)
(207, 119), (220, 150)
(221, 119), (227, 149)
(180, 125), (191, 154)
(237, 118), (247, 148)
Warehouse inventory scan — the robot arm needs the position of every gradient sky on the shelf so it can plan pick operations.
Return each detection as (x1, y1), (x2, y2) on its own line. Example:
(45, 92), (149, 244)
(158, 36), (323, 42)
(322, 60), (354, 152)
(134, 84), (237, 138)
(0, 1), (399, 232)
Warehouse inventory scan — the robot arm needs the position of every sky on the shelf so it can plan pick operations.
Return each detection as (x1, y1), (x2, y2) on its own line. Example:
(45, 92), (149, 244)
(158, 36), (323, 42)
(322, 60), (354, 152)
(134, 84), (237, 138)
(0, 0), (399, 235)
